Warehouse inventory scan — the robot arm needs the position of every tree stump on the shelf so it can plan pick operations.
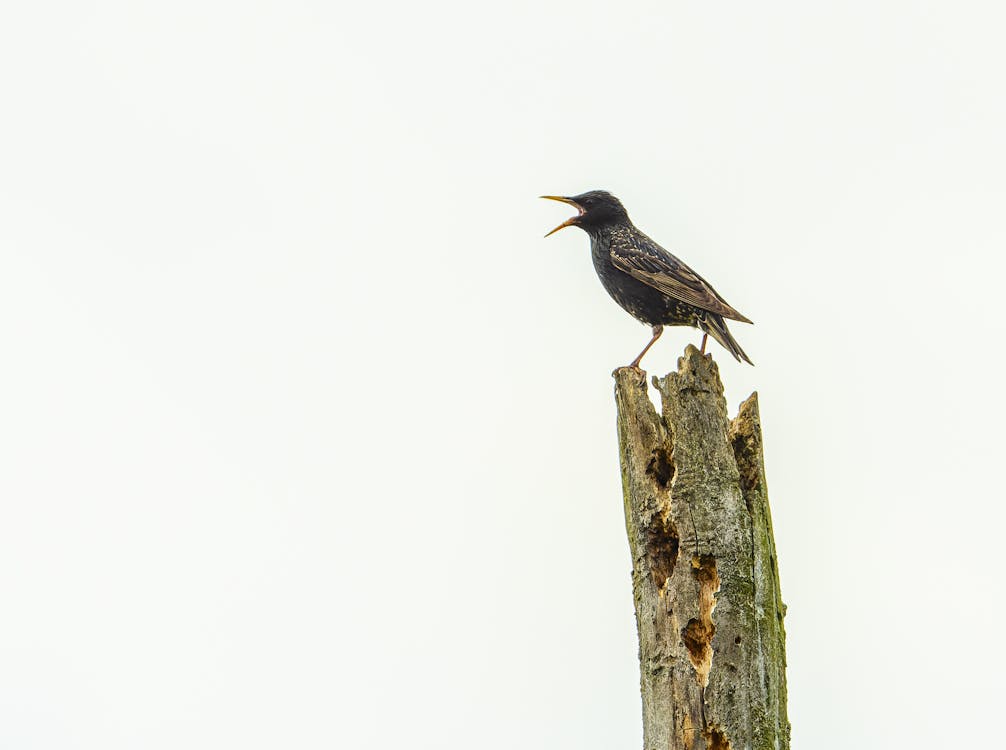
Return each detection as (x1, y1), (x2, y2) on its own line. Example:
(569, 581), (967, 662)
(613, 345), (789, 750)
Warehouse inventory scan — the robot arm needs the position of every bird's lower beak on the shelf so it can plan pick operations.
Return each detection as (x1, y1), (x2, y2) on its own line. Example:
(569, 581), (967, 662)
(541, 195), (583, 237)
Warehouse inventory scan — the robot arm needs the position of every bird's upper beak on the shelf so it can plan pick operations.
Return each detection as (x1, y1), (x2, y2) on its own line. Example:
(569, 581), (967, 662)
(541, 195), (583, 237)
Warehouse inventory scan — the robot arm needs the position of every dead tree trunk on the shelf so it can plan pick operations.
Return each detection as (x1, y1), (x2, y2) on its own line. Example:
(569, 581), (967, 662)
(613, 345), (789, 750)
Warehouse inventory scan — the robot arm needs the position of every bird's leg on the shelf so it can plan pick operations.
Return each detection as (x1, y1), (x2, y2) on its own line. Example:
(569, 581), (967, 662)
(700, 333), (708, 354)
(629, 325), (663, 369)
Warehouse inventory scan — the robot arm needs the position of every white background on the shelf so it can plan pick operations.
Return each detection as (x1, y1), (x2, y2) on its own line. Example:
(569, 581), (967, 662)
(2, 2), (1004, 748)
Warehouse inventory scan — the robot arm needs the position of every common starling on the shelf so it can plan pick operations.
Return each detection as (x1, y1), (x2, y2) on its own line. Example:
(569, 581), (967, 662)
(542, 190), (753, 367)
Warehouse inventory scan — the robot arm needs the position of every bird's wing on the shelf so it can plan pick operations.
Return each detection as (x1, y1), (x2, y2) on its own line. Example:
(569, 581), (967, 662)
(610, 235), (753, 323)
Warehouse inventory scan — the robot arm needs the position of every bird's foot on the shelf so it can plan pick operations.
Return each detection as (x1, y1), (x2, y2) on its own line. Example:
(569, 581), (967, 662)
(612, 364), (647, 379)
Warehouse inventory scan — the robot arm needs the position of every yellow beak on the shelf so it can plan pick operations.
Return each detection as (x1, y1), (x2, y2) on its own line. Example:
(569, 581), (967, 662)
(540, 195), (583, 237)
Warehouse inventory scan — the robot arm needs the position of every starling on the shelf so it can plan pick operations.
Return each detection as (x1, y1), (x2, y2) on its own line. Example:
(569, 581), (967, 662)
(542, 190), (753, 367)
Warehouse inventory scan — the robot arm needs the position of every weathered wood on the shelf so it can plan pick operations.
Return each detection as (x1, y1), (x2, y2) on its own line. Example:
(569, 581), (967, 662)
(614, 345), (789, 750)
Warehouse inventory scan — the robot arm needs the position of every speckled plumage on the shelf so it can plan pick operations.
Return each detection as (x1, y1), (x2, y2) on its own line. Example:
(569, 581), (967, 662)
(543, 190), (753, 366)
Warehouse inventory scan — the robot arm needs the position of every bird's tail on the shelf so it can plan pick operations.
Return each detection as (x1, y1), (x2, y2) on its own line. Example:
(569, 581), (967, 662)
(699, 313), (754, 365)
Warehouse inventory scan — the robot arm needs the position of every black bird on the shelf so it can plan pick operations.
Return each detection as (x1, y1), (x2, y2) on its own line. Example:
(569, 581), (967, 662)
(542, 190), (753, 367)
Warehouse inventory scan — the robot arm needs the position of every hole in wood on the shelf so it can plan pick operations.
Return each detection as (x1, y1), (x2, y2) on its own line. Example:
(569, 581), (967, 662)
(645, 447), (674, 488)
(645, 521), (679, 589)
(706, 726), (731, 750)
(681, 555), (720, 687)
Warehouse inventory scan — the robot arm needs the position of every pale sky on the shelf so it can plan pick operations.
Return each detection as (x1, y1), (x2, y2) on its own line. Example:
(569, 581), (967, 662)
(2, 2), (1005, 748)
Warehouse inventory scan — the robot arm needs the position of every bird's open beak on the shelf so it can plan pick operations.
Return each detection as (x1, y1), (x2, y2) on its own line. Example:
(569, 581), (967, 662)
(541, 195), (583, 237)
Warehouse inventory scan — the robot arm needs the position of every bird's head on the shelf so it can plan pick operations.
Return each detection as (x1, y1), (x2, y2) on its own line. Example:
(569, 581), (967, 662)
(541, 190), (629, 237)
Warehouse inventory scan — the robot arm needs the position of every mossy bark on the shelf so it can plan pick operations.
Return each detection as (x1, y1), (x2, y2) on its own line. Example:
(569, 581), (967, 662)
(613, 346), (789, 750)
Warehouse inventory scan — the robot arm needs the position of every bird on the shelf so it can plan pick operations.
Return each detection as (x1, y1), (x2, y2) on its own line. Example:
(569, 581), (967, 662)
(541, 190), (753, 367)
